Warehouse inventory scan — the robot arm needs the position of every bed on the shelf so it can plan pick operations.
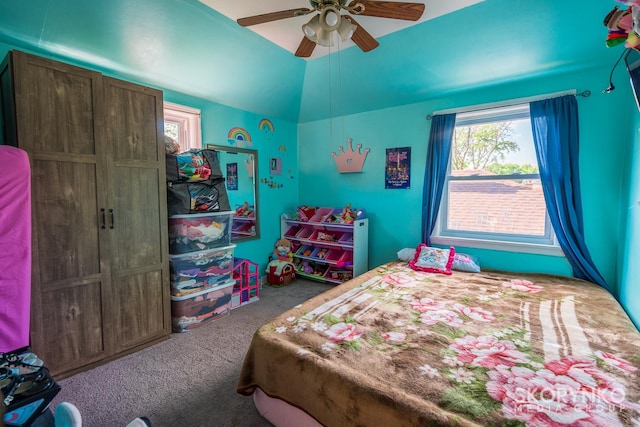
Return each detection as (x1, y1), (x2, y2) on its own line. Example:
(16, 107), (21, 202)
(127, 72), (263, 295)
(237, 260), (640, 426)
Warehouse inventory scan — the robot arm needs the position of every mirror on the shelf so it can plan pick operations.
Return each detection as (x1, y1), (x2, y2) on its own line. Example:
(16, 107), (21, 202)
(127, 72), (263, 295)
(206, 144), (260, 242)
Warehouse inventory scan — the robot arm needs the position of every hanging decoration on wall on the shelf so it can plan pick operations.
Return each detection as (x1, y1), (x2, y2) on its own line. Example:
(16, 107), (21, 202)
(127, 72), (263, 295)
(385, 147), (411, 189)
(245, 154), (254, 178)
(603, 2), (640, 50)
(227, 127), (252, 147)
(259, 118), (275, 134)
(331, 138), (370, 173)
(260, 177), (284, 189)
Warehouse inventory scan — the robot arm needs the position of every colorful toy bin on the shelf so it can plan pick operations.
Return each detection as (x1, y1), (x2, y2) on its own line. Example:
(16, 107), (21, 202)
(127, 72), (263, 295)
(168, 211), (232, 254)
(170, 279), (234, 332)
(169, 244), (236, 296)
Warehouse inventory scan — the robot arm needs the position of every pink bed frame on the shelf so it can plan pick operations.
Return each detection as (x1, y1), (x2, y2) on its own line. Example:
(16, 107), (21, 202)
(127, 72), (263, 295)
(0, 145), (32, 352)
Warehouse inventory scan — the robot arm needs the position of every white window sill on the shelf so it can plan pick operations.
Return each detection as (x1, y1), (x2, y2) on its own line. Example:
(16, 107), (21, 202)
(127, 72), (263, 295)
(430, 236), (565, 257)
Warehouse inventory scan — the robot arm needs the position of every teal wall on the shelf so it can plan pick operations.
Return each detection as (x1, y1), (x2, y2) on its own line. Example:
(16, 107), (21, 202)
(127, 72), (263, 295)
(620, 108), (640, 329)
(299, 65), (632, 292)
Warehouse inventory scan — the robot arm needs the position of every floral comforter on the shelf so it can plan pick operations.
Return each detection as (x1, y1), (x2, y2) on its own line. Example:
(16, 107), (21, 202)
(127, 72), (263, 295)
(237, 261), (640, 426)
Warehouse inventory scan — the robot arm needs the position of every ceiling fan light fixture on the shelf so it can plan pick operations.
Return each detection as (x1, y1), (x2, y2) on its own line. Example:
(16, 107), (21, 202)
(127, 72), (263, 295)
(337, 16), (357, 41)
(319, 6), (341, 32)
(315, 28), (334, 47)
(302, 15), (322, 40)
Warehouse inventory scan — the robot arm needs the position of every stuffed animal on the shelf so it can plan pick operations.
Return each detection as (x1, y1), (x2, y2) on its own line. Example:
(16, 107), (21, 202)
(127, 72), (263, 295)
(302, 261), (313, 274)
(617, 0), (640, 7)
(235, 201), (252, 216)
(341, 203), (354, 223)
(164, 135), (180, 154)
(604, 5), (640, 50)
(272, 238), (293, 262)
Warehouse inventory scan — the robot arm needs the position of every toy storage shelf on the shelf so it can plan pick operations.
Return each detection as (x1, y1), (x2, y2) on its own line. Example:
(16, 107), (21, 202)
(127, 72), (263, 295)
(281, 207), (368, 285)
(231, 214), (256, 240)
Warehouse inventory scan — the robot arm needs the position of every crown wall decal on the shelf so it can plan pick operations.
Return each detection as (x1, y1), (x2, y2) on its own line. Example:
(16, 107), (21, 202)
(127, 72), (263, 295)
(331, 138), (370, 173)
(245, 154), (254, 178)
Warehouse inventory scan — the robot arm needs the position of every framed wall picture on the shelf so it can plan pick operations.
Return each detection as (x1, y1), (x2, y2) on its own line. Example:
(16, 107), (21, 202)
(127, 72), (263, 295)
(226, 162), (238, 190)
(385, 147), (411, 189)
(270, 157), (282, 175)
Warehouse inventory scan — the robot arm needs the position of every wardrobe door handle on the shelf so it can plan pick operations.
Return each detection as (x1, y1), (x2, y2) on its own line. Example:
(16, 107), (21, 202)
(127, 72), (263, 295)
(100, 209), (106, 229)
(109, 209), (114, 229)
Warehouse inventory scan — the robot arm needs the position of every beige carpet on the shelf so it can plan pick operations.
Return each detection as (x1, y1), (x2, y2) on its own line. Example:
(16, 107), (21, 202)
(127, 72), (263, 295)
(49, 278), (332, 427)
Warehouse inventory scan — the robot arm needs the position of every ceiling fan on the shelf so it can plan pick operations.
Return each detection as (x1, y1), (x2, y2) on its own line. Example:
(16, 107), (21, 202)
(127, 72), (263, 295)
(236, 0), (426, 58)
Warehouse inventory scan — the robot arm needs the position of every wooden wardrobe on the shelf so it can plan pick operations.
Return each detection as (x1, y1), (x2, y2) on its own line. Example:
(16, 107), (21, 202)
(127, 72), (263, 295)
(0, 50), (171, 379)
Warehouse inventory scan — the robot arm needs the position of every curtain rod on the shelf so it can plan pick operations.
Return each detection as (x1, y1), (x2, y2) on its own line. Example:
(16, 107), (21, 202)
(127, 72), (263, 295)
(425, 89), (591, 120)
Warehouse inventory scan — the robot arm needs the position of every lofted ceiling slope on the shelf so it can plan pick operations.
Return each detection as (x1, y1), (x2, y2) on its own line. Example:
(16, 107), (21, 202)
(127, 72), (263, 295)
(0, 0), (625, 123)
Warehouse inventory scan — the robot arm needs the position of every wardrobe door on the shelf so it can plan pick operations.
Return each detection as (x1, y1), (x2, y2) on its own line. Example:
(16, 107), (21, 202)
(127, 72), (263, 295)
(6, 51), (112, 377)
(101, 77), (170, 353)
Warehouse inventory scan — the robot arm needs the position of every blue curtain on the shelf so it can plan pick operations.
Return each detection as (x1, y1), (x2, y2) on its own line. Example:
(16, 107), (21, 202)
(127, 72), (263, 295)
(421, 113), (456, 245)
(529, 95), (609, 290)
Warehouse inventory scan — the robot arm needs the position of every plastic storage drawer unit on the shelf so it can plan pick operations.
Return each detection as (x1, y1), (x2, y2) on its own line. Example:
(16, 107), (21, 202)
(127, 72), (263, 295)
(170, 279), (234, 332)
(169, 244), (236, 296)
(168, 211), (232, 254)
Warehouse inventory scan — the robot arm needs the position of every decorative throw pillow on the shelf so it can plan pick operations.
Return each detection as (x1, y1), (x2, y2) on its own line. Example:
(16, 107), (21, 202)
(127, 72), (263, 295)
(451, 253), (481, 273)
(409, 244), (455, 275)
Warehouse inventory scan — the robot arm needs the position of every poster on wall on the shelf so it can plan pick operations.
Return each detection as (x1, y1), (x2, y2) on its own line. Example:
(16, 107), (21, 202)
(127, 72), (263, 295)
(270, 157), (282, 175)
(226, 163), (238, 190)
(385, 147), (411, 189)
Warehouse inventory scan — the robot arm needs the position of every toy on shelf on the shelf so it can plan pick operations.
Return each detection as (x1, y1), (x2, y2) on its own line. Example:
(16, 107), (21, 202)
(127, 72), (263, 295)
(297, 205), (316, 222)
(342, 203), (354, 223)
(316, 231), (335, 242)
(324, 203), (359, 224)
(235, 201), (254, 217)
(316, 248), (328, 259)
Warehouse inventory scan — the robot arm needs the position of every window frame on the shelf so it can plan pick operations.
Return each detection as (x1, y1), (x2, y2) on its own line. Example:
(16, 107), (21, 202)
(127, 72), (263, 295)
(430, 102), (563, 257)
(163, 101), (202, 151)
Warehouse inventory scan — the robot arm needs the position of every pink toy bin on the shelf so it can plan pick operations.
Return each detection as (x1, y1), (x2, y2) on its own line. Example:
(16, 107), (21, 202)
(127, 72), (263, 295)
(295, 227), (313, 239)
(338, 232), (353, 245)
(325, 249), (344, 263)
(309, 208), (333, 223)
(284, 225), (301, 239)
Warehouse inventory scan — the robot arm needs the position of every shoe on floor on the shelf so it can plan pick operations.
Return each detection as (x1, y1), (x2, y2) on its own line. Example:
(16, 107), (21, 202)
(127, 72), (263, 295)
(54, 402), (82, 427)
(126, 416), (152, 427)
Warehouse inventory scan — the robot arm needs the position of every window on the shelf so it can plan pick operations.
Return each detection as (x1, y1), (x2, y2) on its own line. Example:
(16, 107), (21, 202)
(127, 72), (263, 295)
(431, 103), (561, 256)
(164, 102), (202, 152)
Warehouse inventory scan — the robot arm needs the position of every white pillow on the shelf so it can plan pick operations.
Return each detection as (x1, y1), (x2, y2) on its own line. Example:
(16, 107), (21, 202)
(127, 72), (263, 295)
(397, 247), (417, 262)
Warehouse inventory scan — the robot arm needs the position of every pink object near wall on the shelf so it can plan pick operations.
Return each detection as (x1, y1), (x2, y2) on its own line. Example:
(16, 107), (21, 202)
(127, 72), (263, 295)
(0, 145), (31, 352)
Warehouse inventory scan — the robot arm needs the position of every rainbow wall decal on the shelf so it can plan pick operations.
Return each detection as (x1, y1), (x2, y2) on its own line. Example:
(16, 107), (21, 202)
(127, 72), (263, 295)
(258, 118), (274, 133)
(227, 127), (252, 147)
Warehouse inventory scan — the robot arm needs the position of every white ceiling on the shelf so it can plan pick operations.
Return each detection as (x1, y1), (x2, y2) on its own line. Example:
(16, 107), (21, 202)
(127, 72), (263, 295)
(199, 0), (484, 59)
